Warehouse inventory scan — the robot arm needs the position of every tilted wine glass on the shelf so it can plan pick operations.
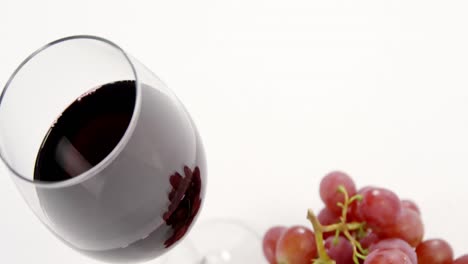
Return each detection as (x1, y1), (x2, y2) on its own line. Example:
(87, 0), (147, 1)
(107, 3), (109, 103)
(0, 36), (206, 263)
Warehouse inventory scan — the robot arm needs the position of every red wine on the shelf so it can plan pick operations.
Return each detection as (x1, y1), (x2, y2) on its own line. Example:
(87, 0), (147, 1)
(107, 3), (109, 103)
(34, 80), (136, 181)
(33, 80), (206, 263)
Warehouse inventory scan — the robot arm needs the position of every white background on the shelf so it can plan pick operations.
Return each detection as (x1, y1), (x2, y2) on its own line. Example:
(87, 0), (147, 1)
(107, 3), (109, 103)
(1, 0), (468, 263)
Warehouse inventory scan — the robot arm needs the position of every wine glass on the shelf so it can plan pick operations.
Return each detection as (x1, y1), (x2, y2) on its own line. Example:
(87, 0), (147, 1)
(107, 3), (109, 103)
(0, 35), (207, 263)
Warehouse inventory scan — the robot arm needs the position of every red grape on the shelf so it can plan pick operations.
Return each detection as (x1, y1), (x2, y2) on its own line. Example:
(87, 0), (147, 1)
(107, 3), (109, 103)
(369, 238), (417, 264)
(358, 186), (375, 193)
(262, 226), (287, 264)
(359, 231), (380, 249)
(320, 171), (357, 215)
(380, 208), (424, 247)
(347, 201), (361, 222)
(318, 207), (341, 225)
(454, 255), (468, 264)
(364, 248), (412, 264)
(276, 226), (317, 264)
(318, 207), (341, 238)
(416, 239), (453, 264)
(401, 199), (421, 215)
(325, 236), (353, 264)
(358, 187), (401, 229)
(348, 186), (375, 222)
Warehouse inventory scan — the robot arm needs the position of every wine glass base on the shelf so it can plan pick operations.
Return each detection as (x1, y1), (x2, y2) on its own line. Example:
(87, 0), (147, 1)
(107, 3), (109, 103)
(162, 219), (267, 264)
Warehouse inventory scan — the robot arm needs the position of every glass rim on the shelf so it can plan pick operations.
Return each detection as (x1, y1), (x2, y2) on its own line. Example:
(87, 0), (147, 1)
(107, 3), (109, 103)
(0, 35), (142, 189)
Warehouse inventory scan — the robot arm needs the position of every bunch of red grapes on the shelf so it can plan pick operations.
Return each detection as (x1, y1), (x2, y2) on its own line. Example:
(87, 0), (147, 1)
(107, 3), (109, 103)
(262, 171), (467, 264)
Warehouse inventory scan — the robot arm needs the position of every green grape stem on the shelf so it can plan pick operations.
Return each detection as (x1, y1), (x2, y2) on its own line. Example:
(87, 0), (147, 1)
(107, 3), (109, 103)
(307, 185), (367, 264)
(344, 229), (367, 262)
(307, 209), (333, 262)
